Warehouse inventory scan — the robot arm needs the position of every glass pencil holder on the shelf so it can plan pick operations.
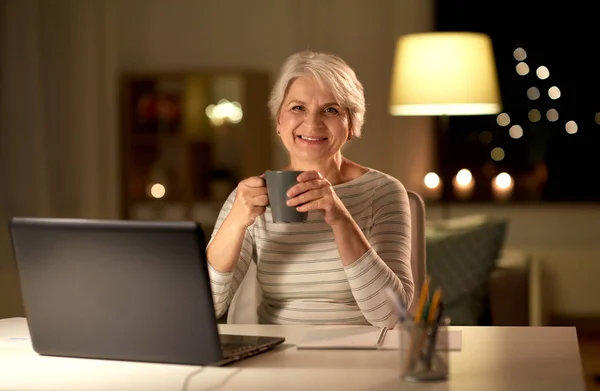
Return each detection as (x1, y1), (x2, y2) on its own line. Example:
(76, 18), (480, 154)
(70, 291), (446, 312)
(399, 319), (450, 382)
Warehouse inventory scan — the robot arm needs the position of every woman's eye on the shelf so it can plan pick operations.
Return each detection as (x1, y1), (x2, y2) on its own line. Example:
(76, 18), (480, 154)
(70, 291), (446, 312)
(324, 107), (339, 114)
(291, 105), (304, 111)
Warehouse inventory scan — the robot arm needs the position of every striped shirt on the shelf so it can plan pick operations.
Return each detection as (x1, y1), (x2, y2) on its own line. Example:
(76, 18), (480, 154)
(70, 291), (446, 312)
(208, 169), (413, 327)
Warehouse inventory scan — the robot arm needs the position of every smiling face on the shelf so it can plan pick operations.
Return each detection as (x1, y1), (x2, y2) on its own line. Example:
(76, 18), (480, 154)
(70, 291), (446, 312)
(277, 75), (350, 166)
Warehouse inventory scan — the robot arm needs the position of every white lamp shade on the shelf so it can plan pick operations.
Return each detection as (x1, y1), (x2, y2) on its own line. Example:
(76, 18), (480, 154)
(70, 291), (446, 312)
(389, 32), (502, 116)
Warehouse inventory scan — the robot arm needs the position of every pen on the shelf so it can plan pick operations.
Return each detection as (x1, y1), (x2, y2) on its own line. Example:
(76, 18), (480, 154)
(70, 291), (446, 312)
(384, 287), (413, 325)
(376, 327), (388, 349)
(427, 288), (442, 324)
(424, 301), (444, 369)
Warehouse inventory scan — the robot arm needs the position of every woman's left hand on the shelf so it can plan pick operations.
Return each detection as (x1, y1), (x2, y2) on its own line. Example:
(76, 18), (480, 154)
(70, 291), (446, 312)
(286, 171), (352, 226)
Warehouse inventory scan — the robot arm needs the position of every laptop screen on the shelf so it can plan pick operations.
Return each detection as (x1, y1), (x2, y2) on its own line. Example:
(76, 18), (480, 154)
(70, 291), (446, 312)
(10, 217), (225, 365)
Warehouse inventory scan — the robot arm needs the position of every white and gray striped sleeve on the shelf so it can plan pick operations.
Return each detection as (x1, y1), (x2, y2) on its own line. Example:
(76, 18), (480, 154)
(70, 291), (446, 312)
(343, 177), (414, 328)
(206, 189), (255, 319)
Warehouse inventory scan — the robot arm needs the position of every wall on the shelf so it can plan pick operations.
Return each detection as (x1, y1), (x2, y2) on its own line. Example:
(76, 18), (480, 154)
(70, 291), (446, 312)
(0, 0), (119, 318)
(116, 0), (436, 193)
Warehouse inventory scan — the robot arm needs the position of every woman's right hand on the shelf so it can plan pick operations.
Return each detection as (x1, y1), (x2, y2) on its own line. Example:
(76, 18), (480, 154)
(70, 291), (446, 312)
(228, 175), (269, 228)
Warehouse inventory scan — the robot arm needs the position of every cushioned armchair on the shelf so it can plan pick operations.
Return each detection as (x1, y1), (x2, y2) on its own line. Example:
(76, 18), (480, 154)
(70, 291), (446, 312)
(426, 215), (544, 326)
(491, 248), (546, 326)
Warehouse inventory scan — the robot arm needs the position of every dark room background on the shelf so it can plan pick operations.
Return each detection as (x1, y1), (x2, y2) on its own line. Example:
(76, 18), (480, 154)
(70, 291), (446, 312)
(435, 0), (600, 202)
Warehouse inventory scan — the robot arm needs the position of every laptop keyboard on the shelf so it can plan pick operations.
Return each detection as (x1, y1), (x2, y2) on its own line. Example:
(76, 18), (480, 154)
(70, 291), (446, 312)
(218, 334), (285, 361)
(221, 342), (257, 356)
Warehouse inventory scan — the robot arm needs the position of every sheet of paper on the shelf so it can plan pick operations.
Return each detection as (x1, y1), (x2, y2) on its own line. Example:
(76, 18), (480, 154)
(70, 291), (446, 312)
(0, 336), (33, 352)
(297, 327), (462, 351)
(0, 317), (29, 340)
(298, 327), (382, 350)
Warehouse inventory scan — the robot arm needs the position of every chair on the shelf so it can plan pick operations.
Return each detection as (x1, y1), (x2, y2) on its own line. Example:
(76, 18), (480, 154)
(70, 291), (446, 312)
(226, 256), (262, 324)
(406, 190), (427, 315)
(227, 190), (427, 323)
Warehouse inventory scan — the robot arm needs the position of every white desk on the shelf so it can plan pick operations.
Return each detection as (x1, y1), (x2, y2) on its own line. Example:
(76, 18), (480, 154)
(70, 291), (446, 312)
(0, 317), (586, 390)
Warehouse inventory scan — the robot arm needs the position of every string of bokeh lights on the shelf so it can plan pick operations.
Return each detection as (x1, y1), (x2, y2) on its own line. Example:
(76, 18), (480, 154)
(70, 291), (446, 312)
(499, 46), (579, 141)
(422, 45), (583, 202)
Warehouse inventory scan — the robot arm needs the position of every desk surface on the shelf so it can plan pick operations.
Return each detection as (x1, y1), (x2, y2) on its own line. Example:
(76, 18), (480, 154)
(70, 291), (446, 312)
(0, 317), (586, 391)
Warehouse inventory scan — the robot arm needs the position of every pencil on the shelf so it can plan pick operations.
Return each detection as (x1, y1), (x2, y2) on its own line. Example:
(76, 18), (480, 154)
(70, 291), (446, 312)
(375, 327), (388, 350)
(414, 276), (430, 323)
(425, 301), (445, 369)
(427, 288), (442, 323)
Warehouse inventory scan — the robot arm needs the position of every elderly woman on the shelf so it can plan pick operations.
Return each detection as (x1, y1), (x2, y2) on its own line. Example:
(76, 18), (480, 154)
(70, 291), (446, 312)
(206, 51), (413, 328)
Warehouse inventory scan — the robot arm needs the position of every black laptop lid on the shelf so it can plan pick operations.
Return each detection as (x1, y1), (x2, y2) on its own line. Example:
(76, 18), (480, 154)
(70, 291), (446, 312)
(9, 217), (223, 365)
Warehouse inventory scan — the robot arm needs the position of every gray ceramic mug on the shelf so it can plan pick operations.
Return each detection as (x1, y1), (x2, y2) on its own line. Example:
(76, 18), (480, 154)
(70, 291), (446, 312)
(264, 170), (308, 223)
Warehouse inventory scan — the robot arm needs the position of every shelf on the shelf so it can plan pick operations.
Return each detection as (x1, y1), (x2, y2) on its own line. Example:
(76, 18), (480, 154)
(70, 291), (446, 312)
(120, 71), (273, 220)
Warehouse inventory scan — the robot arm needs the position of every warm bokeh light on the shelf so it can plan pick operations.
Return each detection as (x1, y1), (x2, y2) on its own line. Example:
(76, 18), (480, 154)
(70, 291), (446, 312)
(148, 183), (166, 199)
(423, 172), (442, 200)
(516, 62), (529, 76)
(495, 172), (513, 189)
(513, 47), (527, 61)
(509, 124), (523, 139)
(455, 169), (472, 186)
(492, 172), (514, 201)
(424, 172), (441, 189)
(496, 113), (510, 126)
(491, 147), (505, 161)
(205, 99), (243, 126)
(548, 86), (561, 99)
(528, 109), (541, 122)
(453, 168), (475, 200)
(565, 120), (578, 134)
(536, 66), (550, 80)
(527, 87), (540, 100)
(546, 109), (559, 122)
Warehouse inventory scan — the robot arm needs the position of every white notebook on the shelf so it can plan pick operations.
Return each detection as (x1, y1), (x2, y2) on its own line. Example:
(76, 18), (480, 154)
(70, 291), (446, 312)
(297, 326), (462, 351)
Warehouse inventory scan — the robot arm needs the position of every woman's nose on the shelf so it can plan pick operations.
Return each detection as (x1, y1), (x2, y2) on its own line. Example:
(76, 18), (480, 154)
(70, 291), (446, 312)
(305, 112), (323, 128)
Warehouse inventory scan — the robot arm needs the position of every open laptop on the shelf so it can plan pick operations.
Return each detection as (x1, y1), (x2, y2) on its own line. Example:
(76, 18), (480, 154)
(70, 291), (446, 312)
(8, 217), (284, 366)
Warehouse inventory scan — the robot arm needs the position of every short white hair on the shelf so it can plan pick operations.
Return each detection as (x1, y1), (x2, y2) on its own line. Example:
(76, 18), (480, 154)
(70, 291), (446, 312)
(268, 51), (366, 138)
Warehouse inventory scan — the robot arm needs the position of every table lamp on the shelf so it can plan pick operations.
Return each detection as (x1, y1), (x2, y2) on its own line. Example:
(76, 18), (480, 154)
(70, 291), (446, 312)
(389, 31), (502, 205)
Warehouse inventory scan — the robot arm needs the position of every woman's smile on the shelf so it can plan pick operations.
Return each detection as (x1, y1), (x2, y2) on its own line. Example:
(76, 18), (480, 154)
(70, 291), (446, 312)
(296, 134), (329, 144)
